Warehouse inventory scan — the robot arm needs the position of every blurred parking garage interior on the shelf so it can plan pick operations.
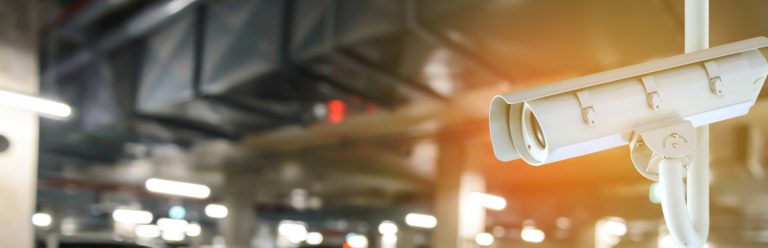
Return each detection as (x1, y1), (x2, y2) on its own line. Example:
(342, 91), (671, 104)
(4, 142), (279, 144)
(1, 0), (768, 247)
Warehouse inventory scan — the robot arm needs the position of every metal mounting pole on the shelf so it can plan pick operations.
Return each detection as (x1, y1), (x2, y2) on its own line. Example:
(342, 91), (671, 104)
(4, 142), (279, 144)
(656, 1), (711, 247)
(684, 0), (710, 243)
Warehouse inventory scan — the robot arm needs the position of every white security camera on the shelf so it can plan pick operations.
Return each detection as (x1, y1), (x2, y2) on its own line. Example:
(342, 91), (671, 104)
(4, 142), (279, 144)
(490, 37), (768, 167)
(489, 37), (768, 248)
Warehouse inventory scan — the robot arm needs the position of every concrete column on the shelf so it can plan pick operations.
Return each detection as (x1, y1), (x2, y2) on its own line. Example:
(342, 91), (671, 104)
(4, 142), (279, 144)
(219, 174), (257, 248)
(397, 227), (417, 248)
(0, 1), (40, 247)
(433, 134), (487, 248)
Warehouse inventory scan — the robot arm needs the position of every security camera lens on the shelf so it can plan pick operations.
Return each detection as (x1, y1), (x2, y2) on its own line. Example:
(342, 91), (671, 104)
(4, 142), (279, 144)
(0, 134), (8, 153)
(529, 112), (546, 149)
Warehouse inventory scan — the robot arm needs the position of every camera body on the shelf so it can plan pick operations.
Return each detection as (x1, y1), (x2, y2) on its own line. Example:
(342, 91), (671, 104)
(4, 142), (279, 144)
(490, 37), (768, 166)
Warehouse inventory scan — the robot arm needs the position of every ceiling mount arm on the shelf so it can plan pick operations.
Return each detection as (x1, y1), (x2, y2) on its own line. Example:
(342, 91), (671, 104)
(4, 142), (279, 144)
(659, 157), (707, 248)
(629, 120), (707, 248)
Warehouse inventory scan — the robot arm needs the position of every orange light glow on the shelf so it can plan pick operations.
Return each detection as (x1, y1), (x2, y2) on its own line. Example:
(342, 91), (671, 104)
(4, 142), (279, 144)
(327, 99), (347, 124)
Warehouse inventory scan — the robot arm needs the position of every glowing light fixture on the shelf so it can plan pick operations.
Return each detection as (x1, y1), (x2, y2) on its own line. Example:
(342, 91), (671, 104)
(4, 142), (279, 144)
(0, 89), (72, 118)
(382, 234), (397, 246)
(169, 205), (186, 219)
(205, 203), (228, 218)
(600, 217), (628, 237)
(475, 232), (495, 246)
(278, 220), (308, 244)
(521, 226), (545, 243)
(145, 178), (210, 199)
(306, 232), (323, 245)
(112, 209), (153, 224)
(405, 213), (437, 229)
(327, 99), (347, 124)
(347, 233), (369, 248)
(31, 213), (52, 227)
(158, 218), (188, 241)
(186, 222), (202, 237)
(378, 221), (398, 235)
(468, 192), (507, 210)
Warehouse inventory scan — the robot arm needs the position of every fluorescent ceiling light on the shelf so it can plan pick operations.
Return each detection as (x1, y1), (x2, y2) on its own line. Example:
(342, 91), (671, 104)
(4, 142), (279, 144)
(185, 222), (202, 237)
(601, 217), (628, 237)
(112, 209), (153, 224)
(306, 232), (323, 245)
(31, 213), (52, 227)
(405, 213), (437, 229)
(347, 233), (369, 248)
(278, 220), (308, 244)
(145, 178), (211, 199)
(521, 226), (545, 243)
(378, 221), (398, 235)
(204, 203), (228, 218)
(157, 217), (189, 241)
(475, 232), (495, 246)
(0, 89), (71, 118)
(381, 234), (397, 245)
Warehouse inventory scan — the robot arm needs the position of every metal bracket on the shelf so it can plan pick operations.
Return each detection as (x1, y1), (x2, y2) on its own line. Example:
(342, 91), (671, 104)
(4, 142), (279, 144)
(704, 61), (724, 96)
(641, 76), (661, 111)
(629, 120), (696, 181)
(576, 90), (597, 126)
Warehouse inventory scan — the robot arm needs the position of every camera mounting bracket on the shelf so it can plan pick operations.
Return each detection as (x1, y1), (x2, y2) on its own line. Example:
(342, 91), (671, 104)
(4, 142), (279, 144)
(629, 119), (708, 248)
(629, 120), (696, 181)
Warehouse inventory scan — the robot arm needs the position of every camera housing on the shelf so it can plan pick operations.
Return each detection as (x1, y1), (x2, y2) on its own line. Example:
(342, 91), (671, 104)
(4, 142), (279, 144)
(490, 37), (768, 165)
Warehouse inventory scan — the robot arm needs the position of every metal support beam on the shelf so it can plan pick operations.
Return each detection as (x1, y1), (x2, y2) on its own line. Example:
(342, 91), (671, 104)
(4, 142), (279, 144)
(191, 3), (206, 99)
(47, 0), (200, 79)
(56, 0), (132, 35)
(133, 113), (238, 139)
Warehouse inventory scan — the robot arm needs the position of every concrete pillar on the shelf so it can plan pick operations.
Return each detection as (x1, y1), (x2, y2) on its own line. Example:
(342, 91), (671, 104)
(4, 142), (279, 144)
(219, 174), (257, 248)
(396, 228), (416, 248)
(0, 1), (40, 247)
(433, 134), (487, 248)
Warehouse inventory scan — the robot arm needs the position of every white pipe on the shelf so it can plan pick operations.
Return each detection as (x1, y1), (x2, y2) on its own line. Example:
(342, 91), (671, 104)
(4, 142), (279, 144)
(659, 158), (705, 248)
(685, 0), (711, 244)
(685, 0), (709, 52)
(689, 127), (710, 241)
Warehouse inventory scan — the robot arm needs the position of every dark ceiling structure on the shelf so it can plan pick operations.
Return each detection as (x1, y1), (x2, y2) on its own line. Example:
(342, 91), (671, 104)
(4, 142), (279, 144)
(28, 0), (768, 246)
